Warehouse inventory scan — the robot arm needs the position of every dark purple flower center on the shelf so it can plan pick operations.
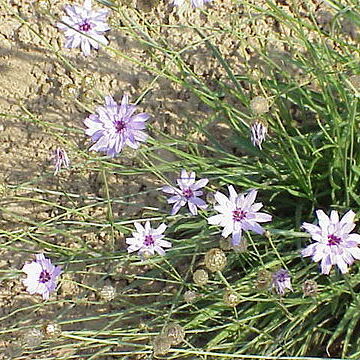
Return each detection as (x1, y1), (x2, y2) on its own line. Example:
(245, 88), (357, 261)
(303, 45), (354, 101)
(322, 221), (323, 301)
(79, 20), (92, 32)
(39, 270), (51, 283)
(182, 188), (193, 199)
(327, 234), (342, 246)
(233, 209), (247, 222)
(276, 272), (287, 282)
(144, 235), (155, 246)
(115, 120), (127, 133)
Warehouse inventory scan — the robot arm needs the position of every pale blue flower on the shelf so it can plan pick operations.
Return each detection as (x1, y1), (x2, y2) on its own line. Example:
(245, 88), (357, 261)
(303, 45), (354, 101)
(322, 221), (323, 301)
(162, 170), (208, 216)
(208, 186), (272, 247)
(84, 94), (150, 157)
(272, 269), (292, 295)
(22, 254), (62, 300)
(126, 221), (171, 257)
(302, 210), (360, 274)
(57, 0), (110, 56)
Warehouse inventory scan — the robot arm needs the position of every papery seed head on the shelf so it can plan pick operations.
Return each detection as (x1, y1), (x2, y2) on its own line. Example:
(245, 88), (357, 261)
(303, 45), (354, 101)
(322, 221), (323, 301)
(161, 323), (185, 345)
(223, 289), (240, 307)
(99, 285), (116, 302)
(43, 322), (62, 339)
(184, 290), (197, 303)
(193, 269), (209, 286)
(20, 328), (44, 349)
(204, 248), (227, 272)
(302, 279), (318, 297)
(153, 335), (172, 356)
(250, 96), (270, 115)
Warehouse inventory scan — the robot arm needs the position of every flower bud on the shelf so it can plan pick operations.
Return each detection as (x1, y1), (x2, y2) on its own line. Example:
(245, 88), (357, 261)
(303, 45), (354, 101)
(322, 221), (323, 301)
(302, 279), (318, 297)
(223, 289), (240, 307)
(255, 269), (272, 290)
(206, 192), (217, 205)
(193, 269), (209, 286)
(250, 96), (270, 115)
(161, 323), (185, 345)
(250, 120), (268, 150)
(232, 238), (248, 253)
(204, 248), (227, 272)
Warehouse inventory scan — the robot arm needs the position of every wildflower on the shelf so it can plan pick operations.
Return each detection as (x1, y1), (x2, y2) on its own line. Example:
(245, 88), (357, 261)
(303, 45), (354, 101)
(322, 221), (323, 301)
(84, 95), (150, 157)
(250, 120), (268, 149)
(204, 248), (227, 272)
(208, 186), (272, 247)
(271, 269), (292, 295)
(301, 209), (360, 274)
(250, 96), (270, 115)
(126, 221), (171, 257)
(22, 254), (62, 300)
(57, 0), (110, 56)
(223, 289), (240, 307)
(161, 323), (185, 345)
(162, 169), (208, 216)
(193, 269), (209, 286)
(51, 148), (70, 175)
(170, 0), (212, 8)
(302, 279), (318, 297)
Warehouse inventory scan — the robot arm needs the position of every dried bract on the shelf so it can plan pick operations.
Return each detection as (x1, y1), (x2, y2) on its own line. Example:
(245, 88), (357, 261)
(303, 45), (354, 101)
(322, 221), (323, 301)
(223, 289), (240, 307)
(193, 269), (209, 286)
(204, 248), (227, 272)
(161, 323), (185, 345)
(302, 279), (318, 297)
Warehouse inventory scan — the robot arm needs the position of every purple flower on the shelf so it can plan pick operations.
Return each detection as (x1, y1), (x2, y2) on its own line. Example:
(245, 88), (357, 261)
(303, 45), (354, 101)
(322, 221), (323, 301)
(301, 210), (360, 274)
(170, 0), (212, 7)
(84, 94), (150, 157)
(57, 0), (110, 56)
(22, 254), (62, 300)
(208, 186), (272, 247)
(126, 221), (171, 257)
(162, 170), (208, 216)
(271, 269), (292, 295)
(250, 121), (268, 150)
(51, 148), (70, 175)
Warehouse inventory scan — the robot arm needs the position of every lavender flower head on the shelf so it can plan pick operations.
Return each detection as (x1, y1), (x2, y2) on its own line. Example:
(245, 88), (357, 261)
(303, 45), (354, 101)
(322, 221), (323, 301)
(162, 169), (208, 216)
(250, 121), (268, 150)
(84, 94), (150, 157)
(57, 0), (110, 56)
(271, 269), (292, 295)
(51, 148), (70, 175)
(208, 186), (272, 247)
(22, 254), (62, 300)
(170, 0), (212, 8)
(126, 221), (171, 257)
(302, 210), (360, 274)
